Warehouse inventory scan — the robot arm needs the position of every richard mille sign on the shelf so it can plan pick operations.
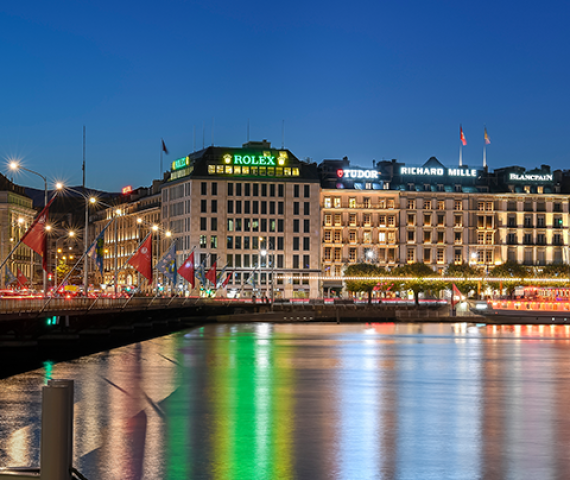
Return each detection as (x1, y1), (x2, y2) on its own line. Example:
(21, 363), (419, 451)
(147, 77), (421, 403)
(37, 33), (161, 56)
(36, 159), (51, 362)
(400, 167), (477, 177)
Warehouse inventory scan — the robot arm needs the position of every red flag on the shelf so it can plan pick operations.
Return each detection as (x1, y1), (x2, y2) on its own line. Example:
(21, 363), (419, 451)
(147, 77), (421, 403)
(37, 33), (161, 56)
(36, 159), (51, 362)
(161, 139), (169, 155)
(17, 269), (28, 286)
(221, 273), (230, 289)
(128, 234), (153, 281)
(205, 260), (217, 285)
(21, 196), (55, 272)
(178, 251), (195, 288)
(451, 283), (463, 307)
(460, 125), (467, 146)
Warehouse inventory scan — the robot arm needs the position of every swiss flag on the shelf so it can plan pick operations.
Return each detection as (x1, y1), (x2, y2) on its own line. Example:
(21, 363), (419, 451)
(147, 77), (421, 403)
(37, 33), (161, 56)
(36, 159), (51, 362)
(205, 260), (217, 285)
(460, 125), (467, 146)
(21, 196), (55, 272)
(178, 251), (195, 288)
(128, 234), (153, 281)
(17, 269), (28, 286)
(451, 283), (463, 307)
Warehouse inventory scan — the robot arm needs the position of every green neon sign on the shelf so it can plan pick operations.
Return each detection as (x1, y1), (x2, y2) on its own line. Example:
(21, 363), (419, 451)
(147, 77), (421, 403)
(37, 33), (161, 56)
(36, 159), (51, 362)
(172, 156), (190, 171)
(232, 154), (276, 166)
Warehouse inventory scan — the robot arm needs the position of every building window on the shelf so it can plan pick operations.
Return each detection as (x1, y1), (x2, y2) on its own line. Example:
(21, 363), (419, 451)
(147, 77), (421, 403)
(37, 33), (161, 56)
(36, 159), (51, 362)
(437, 249), (444, 264)
(211, 218), (217, 231)
(211, 200), (217, 213)
(227, 236), (233, 249)
(334, 197), (341, 208)
(454, 249), (462, 264)
(294, 185), (300, 197)
(477, 232), (485, 245)
(293, 219), (300, 233)
(349, 248), (356, 262)
(304, 202), (310, 215)
(199, 235), (207, 248)
(294, 202), (299, 215)
(407, 230), (415, 243)
(424, 200), (432, 210)
(304, 185), (310, 198)
(388, 215), (396, 227)
(324, 197), (332, 208)
(334, 230), (342, 243)
(200, 218), (207, 230)
(304, 219), (310, 233)
(424, 249), (431, 263)
(437, 201), (445, 210)
(378, 232), (386, 243)
(293, 237), (299, 250)
(334, 248), (342, 262)
(454, 215), (462, 227)
(454, 231), (462, 244)
(407, 248), (415, 263)
(424, 230), (431, 243)
(407, 199), (416, 209)
(349, 230), (357, 243)
(201, 182), (207, 195)
(228, 183), (234, 196)
(437, 231), (444, 244)
(486, 232), (493, 244)
(454, 201), (462, 211)
(363, 197), (371, 208)
(210, 236), (218, 248)
(407, 214), (416, 226)
(303, 237), (310, 251)
(349, 214), (357, 226)
(200, 200), (207, 213)
(363, 231), (371, 244)
(324, 247), (331, 261)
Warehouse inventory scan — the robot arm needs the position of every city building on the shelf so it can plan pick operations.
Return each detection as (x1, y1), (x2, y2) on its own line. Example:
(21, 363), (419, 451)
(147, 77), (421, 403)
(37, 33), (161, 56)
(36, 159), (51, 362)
(0, 174), (37, 288)
(161, 140), (322, 298)
(319, 157), (570, 288)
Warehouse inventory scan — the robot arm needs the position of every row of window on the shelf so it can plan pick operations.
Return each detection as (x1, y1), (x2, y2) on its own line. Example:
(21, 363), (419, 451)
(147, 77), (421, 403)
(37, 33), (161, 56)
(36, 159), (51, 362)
(324, 213), (397, 227)
(323, 247), (397, 263)
(324, 230), (397, 244)
(226, 253), (311, 270)
(224, 272), (311, 285)
(324, 197), (397, 209)
(227, 236), (310, 251)
(208, 164), (300, 177)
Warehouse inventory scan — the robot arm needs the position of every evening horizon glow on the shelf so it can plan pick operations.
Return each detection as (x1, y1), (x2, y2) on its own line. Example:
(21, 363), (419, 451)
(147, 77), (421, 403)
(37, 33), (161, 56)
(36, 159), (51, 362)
(1, 1), (569, 192)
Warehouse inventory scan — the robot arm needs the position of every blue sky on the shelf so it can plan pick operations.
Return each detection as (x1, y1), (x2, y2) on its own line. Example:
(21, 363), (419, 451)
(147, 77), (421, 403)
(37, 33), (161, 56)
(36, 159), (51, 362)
(1, 1), (569, 191)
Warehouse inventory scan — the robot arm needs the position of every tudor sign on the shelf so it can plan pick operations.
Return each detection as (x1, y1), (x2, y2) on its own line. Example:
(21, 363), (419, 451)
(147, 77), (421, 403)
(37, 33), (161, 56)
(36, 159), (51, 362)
(337, 169), (378, 179)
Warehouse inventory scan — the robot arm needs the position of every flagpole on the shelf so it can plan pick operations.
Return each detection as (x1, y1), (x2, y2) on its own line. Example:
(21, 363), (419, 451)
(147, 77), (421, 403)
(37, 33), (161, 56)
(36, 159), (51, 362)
(483, 143), (486, 168)
(459, 143), (462, 167)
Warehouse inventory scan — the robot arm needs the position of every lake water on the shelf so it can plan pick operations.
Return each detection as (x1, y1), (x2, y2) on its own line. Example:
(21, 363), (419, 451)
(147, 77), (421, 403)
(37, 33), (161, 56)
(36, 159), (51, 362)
(1, 322), (570, 479)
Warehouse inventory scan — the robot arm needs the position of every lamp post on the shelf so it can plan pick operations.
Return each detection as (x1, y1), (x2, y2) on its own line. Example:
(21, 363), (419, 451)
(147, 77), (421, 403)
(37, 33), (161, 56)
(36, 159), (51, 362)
(136, 218), (142, 290)
(260, 236), (275, 307)
(10, 162), (48, 293)
(54, 231), (75, 291)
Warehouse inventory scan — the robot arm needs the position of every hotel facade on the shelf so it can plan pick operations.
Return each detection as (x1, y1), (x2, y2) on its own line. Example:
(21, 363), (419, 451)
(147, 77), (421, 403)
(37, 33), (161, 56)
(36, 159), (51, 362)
(91, 142), (570, 298)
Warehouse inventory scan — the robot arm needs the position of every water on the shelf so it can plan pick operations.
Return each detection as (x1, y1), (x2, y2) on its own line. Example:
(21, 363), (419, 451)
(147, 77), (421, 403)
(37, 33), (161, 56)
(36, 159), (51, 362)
(1, 322), (570, 479)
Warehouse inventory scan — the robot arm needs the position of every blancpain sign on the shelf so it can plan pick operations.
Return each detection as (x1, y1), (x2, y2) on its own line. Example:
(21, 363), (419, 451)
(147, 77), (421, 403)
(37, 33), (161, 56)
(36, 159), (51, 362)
(509, 173), (553, 182)
(400, 167), (477, 177)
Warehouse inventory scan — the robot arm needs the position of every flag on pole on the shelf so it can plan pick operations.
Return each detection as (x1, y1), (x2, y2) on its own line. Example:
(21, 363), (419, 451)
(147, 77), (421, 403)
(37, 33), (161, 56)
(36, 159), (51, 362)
(460, 125), (467, 146)
(161, 139), (169, 155)
(195, 264), (207, 286)
(246, 272), (257, 288)
(5, 267), (17, 285)
(220, 273), (231, 289)
(205, 260), (217, 285)
(87, 222), (111, 275)
(17, 269), (28, 286)
(178, 251), (195, 288)
(215, 265), (228, 288)
(20, 196), (55, 272)
(451, 283), (463, 308)
(484, 127), (491, 145)
(157, 242), (177, 284)
(128, 234), (153, 281)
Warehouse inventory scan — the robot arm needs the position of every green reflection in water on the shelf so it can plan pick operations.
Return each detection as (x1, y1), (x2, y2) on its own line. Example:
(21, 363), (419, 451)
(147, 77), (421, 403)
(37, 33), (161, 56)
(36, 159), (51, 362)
(43, 360), (54, 383)
(165, 334), (191, 480)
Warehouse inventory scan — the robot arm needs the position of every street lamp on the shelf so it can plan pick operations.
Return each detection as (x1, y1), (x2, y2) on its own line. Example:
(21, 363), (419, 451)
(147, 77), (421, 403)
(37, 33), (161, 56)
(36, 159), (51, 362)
(259, 236), (275, 307)
(54, 231), (75, 290)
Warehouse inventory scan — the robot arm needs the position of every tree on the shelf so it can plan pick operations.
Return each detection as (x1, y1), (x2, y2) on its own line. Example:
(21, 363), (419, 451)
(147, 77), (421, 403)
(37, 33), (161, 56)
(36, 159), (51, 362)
(488, 261), (530, 295)
(392, 263), (439, 305)
(344, 263), (385, 304)
(445, 262), (480, 295)
(537, 264), (570, 287)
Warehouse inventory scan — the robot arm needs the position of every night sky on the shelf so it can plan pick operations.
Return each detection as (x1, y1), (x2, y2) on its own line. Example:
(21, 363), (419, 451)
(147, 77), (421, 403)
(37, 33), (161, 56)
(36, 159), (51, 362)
(1, 1), (568, 192)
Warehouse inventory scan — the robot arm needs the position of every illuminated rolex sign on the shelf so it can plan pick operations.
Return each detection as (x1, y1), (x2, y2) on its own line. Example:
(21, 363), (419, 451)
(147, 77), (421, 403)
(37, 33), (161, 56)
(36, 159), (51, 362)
(172, 156), (190, 171)
(509, 173), (553, 182)
(232, 154), (276, 166)
(400, 167), (477, 177)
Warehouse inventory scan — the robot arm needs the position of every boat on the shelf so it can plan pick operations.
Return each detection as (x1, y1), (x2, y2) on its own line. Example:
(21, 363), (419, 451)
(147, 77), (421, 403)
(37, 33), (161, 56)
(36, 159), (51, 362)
(479, 286), (570, 324)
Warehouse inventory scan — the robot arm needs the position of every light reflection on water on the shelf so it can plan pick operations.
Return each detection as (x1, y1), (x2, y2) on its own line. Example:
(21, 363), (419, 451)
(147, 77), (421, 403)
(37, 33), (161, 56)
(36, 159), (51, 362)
(1, 323), (570, 479)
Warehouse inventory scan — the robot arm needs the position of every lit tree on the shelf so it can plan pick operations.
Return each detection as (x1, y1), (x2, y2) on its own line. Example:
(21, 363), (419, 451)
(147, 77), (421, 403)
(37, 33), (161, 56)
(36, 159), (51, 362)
(344, 263), (385, 304)
(392, 263), (440, 305)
